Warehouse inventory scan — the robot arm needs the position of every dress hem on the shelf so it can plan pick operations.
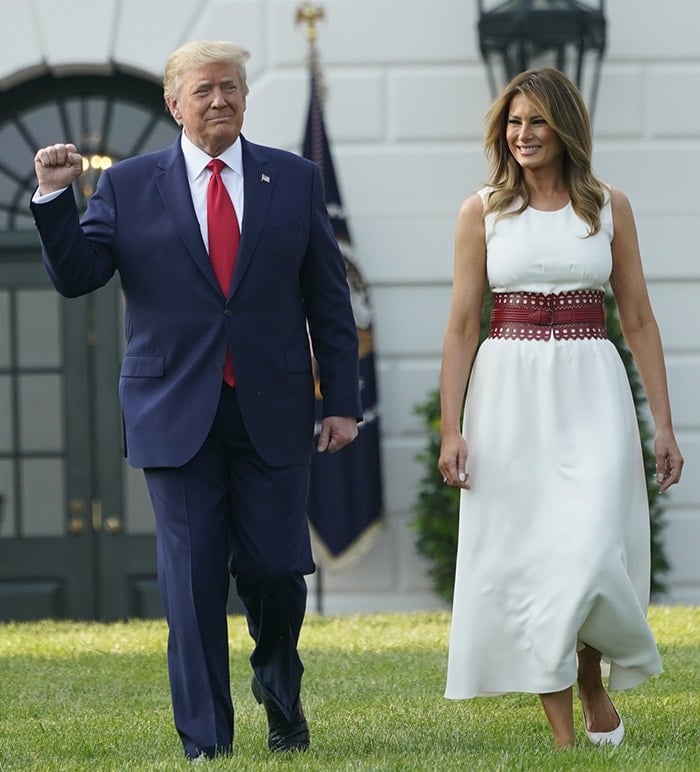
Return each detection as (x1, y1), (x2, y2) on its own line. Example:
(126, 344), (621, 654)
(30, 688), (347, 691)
(444, 665), (662, 700)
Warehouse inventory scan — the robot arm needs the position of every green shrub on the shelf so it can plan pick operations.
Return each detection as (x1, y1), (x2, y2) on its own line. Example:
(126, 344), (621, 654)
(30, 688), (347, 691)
(412, 291), (669, 605)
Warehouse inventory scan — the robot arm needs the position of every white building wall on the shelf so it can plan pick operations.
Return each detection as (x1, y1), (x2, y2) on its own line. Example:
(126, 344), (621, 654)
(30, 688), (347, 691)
(1, 0), (698, 609)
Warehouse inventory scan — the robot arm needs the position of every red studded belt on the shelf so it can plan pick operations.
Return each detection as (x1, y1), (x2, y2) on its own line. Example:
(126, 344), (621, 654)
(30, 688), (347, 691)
(488, 290), (607, 341)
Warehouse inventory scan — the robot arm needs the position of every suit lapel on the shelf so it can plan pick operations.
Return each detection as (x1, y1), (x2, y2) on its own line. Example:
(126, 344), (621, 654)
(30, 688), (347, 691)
(154, 138), (222, 295)
(231, 137), (273, 297)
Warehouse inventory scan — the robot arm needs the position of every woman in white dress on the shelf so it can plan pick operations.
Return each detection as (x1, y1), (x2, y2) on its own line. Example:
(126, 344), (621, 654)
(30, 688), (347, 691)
(438, 69), (683, 748)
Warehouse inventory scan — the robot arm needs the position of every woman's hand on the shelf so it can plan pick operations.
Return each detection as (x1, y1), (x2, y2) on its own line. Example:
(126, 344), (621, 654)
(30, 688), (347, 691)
(438, 432), (470, 490)
(654, 427), (684, 492)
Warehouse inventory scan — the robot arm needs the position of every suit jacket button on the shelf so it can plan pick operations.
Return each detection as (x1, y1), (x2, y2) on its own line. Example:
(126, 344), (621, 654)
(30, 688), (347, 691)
(224, 309), (233, 317)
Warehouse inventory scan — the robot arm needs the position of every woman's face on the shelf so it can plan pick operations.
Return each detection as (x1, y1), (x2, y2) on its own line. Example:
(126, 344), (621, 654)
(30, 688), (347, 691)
(506, 93), (563, 172)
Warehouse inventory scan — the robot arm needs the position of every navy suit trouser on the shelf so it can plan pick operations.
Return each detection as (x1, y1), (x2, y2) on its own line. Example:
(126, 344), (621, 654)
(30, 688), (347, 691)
(143, 384), (315, 759)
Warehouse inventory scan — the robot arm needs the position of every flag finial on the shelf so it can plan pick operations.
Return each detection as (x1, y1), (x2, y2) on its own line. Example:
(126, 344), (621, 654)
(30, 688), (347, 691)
(296, 2), (325, 42)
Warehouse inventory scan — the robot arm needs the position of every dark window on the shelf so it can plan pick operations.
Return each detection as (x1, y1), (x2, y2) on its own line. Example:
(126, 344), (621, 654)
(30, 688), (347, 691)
(0, 69), (179, 230)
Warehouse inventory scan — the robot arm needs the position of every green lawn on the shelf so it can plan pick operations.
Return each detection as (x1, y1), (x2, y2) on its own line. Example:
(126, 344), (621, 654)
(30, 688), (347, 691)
(0, 607), (698, 771)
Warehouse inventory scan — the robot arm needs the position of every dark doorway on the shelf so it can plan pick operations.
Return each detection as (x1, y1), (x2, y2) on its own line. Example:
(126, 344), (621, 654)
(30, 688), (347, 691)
(0, 68), (178, 620)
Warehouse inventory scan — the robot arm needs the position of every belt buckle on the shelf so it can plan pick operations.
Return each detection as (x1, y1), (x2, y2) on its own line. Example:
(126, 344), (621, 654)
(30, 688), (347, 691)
(528, 308), (554, 326)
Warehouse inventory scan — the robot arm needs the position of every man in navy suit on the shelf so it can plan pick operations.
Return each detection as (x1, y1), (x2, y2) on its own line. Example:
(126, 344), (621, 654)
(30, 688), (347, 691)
(31, 40), (361, 761)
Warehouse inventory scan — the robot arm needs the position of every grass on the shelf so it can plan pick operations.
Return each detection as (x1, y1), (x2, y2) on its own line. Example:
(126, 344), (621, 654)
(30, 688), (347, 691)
(0, 607), (698, 771)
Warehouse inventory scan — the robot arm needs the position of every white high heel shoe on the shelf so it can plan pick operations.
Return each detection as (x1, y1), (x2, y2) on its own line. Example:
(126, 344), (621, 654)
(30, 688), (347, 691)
(584, 707), (624, 747)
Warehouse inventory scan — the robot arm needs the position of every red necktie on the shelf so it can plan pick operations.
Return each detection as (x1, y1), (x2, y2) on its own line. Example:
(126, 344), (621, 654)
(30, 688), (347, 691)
(206, 159), (239, 387)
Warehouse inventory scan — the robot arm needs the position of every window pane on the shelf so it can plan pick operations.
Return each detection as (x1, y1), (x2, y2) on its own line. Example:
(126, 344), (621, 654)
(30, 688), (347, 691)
(124, 463), (154, 534)
(0, 460), (14, 538)
(138, 120), (179, 155)
(19, 374), (63, 452)
(17, 290), (61, 367)
(0, 122), (31, 177)
(21, 103), (65, 150)
(0, 375), (12, 452)
(21, 459), (65, 537)
(0, 292), (11, 368)
(107, 101), (153, 158)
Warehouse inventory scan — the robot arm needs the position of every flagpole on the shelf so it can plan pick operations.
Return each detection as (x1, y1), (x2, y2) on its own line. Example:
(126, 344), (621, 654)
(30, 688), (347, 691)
(297, 2), (326, 616)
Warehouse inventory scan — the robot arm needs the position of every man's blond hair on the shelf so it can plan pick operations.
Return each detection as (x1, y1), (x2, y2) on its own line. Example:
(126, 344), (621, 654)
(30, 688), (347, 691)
(163, 40), (250, 103)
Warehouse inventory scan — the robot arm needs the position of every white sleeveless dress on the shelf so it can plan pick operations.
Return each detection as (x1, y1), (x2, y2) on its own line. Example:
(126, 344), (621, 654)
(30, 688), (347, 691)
(445, 190), (662, 699)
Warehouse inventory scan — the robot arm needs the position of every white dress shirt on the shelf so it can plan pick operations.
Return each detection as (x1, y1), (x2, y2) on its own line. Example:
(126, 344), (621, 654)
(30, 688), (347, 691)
(180, 131), (245, 252)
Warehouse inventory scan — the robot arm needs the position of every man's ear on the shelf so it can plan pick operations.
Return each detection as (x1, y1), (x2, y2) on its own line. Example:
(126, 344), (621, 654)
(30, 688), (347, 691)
(166, 98), (182, 125)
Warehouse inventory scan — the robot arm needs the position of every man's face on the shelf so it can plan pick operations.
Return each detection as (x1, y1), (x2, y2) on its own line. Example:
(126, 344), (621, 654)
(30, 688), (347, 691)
(166, 60), (246, 157)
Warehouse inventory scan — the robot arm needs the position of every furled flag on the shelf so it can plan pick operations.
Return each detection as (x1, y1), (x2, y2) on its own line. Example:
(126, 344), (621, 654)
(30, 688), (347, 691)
(302, 49), (383, 569)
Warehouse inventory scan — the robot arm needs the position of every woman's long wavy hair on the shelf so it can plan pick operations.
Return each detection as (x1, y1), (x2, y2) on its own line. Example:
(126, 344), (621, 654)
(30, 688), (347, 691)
(483, 68), (605, 235)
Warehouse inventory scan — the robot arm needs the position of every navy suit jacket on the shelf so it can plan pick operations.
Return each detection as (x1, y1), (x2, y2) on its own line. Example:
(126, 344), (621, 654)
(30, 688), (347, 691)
(31, 135), (361, 469)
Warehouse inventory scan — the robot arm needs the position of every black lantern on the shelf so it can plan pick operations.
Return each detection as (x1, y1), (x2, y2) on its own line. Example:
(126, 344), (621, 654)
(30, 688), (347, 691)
(478, 0), (606, 117)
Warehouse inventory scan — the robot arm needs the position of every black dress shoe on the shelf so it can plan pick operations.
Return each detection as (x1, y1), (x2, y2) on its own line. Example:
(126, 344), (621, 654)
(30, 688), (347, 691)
(251, 675), (310, 752)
